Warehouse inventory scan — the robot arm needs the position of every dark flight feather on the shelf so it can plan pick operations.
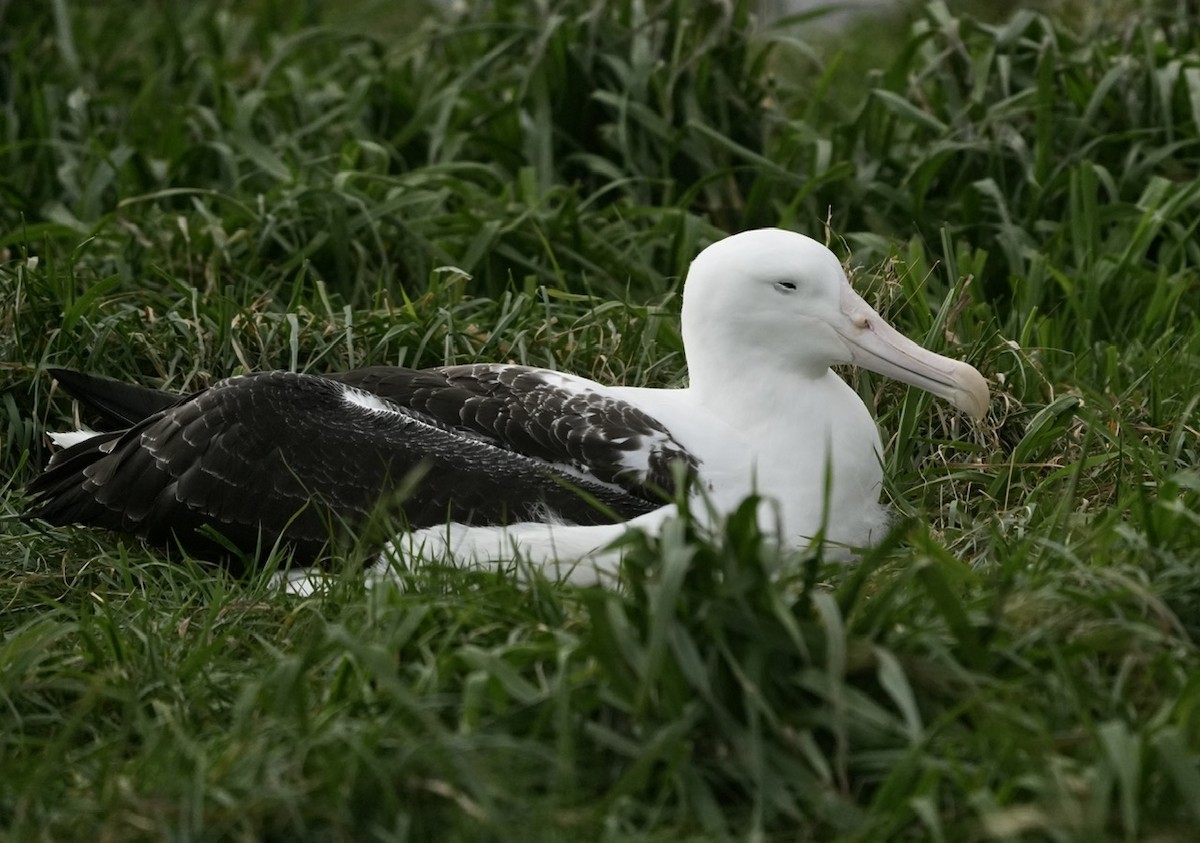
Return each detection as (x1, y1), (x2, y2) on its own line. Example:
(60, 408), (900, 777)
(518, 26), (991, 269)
(27, 368), (696, 568)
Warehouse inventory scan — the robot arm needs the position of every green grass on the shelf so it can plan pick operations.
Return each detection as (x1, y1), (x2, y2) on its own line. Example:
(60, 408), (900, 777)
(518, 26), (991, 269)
(2, 0), (1199, 839)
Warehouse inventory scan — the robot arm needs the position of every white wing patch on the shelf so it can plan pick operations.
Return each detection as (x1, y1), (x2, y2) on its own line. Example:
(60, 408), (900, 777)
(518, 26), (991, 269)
(339, 384), (403, 416)
(612, 435), (656, 476)
(542, 458), (632, 498)
(532, 369), (594, 390)
(47, 430), (102, 449)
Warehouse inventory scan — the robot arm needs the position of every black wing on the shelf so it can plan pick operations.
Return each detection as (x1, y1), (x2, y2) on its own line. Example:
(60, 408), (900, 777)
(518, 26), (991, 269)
(47, 367), (183, 428)
(332, 364), (697, 499)
(44, 367), (698, 505)
(27, 371), (661, 567)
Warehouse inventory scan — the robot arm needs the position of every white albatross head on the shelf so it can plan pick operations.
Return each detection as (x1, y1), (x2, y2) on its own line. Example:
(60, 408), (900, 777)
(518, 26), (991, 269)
(680, 228), (989, 418)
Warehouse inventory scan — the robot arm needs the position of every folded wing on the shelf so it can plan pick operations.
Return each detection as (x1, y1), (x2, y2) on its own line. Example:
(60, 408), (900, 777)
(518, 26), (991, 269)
(27, 370), (678, 565)
(332, 364), (696, 497)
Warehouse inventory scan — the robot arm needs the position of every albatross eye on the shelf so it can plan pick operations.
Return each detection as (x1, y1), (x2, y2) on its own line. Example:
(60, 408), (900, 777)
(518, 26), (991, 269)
(773, 280), (797, 294)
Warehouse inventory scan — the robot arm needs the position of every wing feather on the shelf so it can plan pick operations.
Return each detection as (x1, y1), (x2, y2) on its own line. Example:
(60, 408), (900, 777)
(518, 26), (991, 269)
(333, 364), (697, 499)
(28, 371), (661, 566)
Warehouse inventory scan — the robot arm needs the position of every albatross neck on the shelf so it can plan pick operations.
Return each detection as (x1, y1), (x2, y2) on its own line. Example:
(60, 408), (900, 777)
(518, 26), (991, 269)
(682, 328), (838, 427)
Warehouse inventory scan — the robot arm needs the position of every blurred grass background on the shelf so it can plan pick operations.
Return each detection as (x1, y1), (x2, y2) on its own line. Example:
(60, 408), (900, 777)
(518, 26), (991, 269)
(1, 0), (1198, 839)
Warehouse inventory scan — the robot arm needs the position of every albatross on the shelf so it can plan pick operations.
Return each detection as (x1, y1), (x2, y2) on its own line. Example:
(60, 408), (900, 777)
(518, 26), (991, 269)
(27, 228), (989, 585)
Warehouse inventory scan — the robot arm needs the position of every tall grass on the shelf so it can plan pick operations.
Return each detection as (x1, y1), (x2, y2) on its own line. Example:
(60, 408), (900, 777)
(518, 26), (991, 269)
(1, 0), (1199, 839)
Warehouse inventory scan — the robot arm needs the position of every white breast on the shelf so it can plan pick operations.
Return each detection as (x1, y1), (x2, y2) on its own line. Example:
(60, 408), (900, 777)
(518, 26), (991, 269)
(607, 374), (886, 549)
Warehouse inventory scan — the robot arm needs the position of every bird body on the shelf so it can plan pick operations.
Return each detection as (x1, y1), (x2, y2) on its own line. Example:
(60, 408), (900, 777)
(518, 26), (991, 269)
(605, 370), (887, 545)
(27, 229), (989, 585)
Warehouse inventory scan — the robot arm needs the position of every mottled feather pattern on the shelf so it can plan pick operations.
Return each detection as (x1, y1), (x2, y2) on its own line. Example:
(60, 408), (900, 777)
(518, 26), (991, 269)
(333, 364), (697, 496)
(27, 371), (667, 566)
